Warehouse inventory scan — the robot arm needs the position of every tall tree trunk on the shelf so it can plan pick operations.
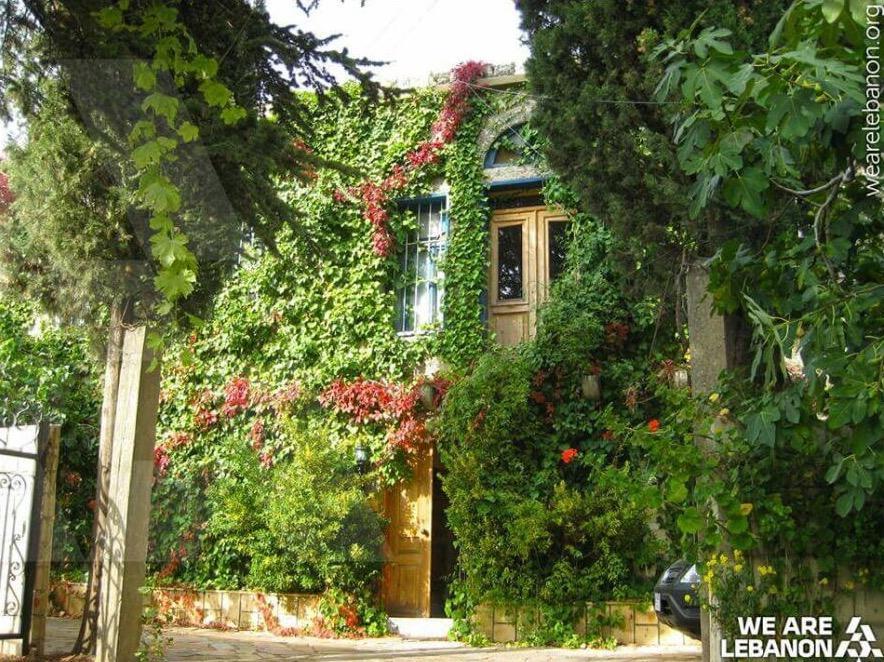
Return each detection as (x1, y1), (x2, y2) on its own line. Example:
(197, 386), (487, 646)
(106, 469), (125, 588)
(73, 299), (130, 654)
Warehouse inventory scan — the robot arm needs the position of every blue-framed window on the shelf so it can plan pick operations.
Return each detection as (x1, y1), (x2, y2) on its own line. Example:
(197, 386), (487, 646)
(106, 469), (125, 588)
(395, 197), (449, 334)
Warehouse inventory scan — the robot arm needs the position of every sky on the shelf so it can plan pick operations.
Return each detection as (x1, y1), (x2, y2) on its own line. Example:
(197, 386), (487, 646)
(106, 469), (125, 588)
(269, 0), (530, 86)
(0, 0), (529, 148)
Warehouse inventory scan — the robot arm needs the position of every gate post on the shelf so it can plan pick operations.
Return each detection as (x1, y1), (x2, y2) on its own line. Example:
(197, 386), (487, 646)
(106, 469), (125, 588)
(29, 424), (61, 658)
(95, 327), (161, 662)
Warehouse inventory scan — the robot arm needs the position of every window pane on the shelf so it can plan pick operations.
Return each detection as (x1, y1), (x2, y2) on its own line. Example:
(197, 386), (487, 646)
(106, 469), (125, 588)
(497, 224), (523, 300)
(395, 198), (447, 333)
(548, 221), (569, 282)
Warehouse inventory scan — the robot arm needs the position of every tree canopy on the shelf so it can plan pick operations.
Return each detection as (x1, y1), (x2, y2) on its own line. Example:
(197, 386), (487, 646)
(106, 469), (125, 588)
(516, 0), (790, 283)
(0, 0), (378, 321)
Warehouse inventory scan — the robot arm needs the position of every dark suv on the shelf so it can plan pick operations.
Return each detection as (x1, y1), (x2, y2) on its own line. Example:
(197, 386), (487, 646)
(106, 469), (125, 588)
(653, 560), (701, 639)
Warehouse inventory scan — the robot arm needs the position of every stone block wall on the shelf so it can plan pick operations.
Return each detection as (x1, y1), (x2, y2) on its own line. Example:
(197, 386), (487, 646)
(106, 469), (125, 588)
(48, 582), (321, 632)
(474, 601), (694, 645)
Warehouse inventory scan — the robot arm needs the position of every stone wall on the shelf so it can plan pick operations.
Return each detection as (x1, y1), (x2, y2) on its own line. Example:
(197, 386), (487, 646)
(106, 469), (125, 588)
(474, 601), (694, 645)
(49, 582), (321, 632)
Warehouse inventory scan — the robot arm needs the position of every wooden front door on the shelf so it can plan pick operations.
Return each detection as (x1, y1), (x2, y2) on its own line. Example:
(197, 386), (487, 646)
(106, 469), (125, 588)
(489, 206), (569, 345)
(381, 445), (433, 616)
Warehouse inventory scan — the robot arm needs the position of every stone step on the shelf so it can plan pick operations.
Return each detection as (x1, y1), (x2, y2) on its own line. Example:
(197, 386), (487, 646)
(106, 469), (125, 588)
(388, 617), (453, 640)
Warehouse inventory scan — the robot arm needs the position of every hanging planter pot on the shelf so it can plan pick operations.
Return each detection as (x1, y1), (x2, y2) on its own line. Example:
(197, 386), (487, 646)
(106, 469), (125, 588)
(581, 374), (601, 400)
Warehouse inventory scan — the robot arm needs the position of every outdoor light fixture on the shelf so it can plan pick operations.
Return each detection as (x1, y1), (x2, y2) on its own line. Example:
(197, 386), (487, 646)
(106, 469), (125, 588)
(354, 443), (370, 475)
(420, 382), (437, 410)
(581, 374), (601, 400)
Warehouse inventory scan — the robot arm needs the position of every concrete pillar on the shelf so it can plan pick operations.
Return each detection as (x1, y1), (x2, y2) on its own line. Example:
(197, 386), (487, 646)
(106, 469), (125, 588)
(95, 327), (161, 662)
(686, 261), (743, 662)
(29, 424), (61, 657)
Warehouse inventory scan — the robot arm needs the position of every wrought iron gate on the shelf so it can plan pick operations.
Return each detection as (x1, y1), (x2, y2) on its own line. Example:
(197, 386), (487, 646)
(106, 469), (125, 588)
(0, 425), (46, 654)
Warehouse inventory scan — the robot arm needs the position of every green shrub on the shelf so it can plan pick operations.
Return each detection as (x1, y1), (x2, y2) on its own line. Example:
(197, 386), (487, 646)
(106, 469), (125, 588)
(0, 299), (100, 575)
(192, 425), (386, 595)
(437, 351), (664, 608)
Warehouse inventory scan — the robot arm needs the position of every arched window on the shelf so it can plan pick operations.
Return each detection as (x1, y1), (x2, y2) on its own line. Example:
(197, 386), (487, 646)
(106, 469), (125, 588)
(483, 123), (529, 169)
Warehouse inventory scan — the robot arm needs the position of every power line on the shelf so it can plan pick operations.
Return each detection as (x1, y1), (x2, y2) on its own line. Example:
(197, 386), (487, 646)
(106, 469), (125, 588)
(465, 80), (681, 106)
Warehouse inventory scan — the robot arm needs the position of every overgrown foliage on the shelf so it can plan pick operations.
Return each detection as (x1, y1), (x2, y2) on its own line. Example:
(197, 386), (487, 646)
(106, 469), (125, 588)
(436, 200), (684, 643)
(0, 0), (378, 320)
(519, 0), (883, 637)
(147, 79), (504, 626)
(0, 300), (101, 574)
(517, 0), (789, 289)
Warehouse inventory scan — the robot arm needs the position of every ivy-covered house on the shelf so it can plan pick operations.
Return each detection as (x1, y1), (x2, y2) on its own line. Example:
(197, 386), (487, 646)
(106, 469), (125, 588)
(152, 62), (664, 629)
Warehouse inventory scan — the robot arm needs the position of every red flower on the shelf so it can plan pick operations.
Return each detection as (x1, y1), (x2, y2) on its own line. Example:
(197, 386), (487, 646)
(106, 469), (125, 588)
(604, 322), (630, 347)
(272, 382), (301, 411)
(167, 431), (191, 449)
(561, 448), (579, 464)
(647, 419), (661, 432)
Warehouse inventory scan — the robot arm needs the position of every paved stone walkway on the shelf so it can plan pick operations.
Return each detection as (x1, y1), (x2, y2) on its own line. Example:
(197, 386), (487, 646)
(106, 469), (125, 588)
(41, 617), (701, 661)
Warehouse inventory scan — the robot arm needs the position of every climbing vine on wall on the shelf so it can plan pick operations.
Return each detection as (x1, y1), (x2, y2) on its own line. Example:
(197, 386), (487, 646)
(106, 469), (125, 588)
(149, 65), (528, 594)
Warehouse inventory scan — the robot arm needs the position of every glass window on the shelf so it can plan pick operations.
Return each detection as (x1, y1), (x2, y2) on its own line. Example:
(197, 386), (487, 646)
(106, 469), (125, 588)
(547, 220), (569, 282)
(395, 198), (448, 334)
(497, 224), (523, 301)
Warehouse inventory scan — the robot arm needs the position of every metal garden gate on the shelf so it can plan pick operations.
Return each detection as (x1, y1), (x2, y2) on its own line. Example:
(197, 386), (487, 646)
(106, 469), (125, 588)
(0, 424), (47, 655)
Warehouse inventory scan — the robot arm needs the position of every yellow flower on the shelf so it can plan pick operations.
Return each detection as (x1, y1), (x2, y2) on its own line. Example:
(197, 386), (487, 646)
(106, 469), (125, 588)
(719, 553), (729, 566)
(734, 564), (743, 573)
(819, 577), (829, 586)
(719, 408), (730, 417)
(747, 585), (754, 592)
(708, 557), (718, 567)
(709, 392), (720, 403)
(733, 549), (743, 561)
(684, 594), (692, 604)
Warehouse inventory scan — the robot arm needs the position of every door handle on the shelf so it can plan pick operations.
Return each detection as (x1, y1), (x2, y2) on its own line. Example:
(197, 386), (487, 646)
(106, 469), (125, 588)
(421, 528), (430, 538)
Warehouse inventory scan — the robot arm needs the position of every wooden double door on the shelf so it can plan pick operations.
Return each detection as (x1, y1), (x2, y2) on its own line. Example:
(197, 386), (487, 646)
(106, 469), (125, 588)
(381, 205), (568, 616)
(488, 206), (569, 346)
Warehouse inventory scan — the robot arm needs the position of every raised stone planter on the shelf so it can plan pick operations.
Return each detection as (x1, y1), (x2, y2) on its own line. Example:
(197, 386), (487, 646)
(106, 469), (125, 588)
(473, 600), (693, 645)
(49, 582), (321, 632)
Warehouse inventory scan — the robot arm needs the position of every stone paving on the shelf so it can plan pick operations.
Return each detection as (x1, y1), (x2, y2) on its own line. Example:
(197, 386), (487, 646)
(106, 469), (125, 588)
(40, 617), (702, 661)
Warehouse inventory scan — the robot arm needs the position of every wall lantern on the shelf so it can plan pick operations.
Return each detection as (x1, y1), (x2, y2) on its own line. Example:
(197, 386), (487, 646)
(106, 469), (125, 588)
(581, 374), (601, 401)
(354, 443), (370, 475)
(672, 368), (690, 390)
(420, 382), (438, 411)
